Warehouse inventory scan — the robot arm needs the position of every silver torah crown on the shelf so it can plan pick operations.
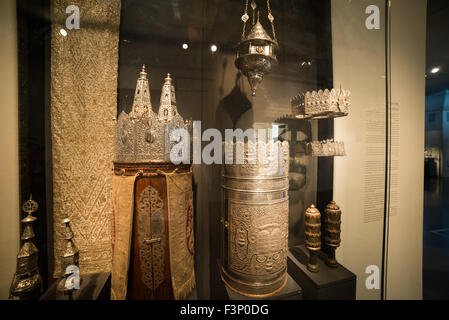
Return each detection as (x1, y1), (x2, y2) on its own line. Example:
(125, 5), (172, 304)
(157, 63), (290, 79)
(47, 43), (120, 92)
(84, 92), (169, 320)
(116, 66), (191, 162)
(291, 87), (350, 119)
(222, 140), (290, 178)
(306, 139), (346, 157)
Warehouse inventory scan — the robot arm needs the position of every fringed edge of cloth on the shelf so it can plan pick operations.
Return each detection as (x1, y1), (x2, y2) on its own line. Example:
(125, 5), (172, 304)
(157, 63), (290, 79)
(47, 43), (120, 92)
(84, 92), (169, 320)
(160, 169), (196, 300)
(175, 269), (196, 300)
(110, 174), (137, 300)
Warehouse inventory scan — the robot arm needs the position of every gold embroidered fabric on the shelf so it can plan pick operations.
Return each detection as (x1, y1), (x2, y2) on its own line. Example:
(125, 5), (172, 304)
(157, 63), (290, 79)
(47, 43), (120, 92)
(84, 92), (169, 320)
(111, 174), (136, 300)
(166, 172), (196, 300)
(50, 0), (121, 276)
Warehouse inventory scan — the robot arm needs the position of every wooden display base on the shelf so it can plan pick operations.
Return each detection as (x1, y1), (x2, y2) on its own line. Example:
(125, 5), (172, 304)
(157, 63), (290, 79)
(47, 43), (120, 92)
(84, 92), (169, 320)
(287, 245), (356, 300)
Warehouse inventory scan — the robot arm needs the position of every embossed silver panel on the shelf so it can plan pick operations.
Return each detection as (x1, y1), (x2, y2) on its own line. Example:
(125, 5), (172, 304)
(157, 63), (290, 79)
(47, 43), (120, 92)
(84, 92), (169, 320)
(115, 68), (191, 162)
(137, 185), (165, 290)
(221, 141), (289, 297)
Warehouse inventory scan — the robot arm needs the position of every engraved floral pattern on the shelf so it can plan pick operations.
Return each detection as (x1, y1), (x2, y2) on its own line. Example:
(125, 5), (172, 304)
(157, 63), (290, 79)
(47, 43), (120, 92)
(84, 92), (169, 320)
(137, 185), (165, 290)
(229, 200), (288, 276)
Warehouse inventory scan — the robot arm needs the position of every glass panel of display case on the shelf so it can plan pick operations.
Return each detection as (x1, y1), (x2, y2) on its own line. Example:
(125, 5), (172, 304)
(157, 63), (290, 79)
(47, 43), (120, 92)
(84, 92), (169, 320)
(2, 0), (436, 302)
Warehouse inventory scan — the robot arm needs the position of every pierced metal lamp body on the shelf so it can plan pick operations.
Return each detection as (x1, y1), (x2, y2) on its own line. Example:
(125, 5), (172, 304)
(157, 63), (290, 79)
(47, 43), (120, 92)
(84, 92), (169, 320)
(235, 22), (278, 96)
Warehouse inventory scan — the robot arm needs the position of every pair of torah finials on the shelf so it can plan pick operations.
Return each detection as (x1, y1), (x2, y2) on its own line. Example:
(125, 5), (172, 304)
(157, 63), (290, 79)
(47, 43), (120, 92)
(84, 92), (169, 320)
(304, 201), (342, 273)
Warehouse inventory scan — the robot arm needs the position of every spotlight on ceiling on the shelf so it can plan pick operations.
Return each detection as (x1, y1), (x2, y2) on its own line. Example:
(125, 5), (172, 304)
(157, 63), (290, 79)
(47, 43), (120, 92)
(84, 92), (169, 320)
(182, 43), (188, 50)
(210, 44), (218, 53)
(431, 67), (440, 74)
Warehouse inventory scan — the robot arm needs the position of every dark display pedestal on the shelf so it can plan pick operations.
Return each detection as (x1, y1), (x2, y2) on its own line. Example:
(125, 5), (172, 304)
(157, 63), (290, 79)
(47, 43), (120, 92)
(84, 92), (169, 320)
(287, 245), (356, 300)
(40, 272), (111, 300)
(214, 260), (302, 300)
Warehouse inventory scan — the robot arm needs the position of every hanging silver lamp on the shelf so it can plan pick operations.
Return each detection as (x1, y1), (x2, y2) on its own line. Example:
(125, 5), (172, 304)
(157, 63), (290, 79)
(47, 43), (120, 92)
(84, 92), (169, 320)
(235, 0), (278, 96)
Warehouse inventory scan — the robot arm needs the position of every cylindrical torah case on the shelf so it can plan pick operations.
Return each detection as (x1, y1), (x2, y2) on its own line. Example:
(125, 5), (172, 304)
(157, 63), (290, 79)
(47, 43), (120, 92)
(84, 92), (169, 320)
(221, 141), (290, 297)
(305, 204), (321, 273)
(324, 201), (342, 268)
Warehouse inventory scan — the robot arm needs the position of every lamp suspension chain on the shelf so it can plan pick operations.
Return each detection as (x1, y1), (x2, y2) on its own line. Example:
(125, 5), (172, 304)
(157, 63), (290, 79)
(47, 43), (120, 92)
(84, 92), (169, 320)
(251, 1), (257, 26)
(266, 0), (277, 42)
(241, 0), (249, 40)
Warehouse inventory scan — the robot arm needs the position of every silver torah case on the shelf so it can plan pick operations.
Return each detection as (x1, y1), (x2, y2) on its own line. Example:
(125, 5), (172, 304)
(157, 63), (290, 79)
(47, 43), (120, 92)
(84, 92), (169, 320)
(220, 140), (290, 297)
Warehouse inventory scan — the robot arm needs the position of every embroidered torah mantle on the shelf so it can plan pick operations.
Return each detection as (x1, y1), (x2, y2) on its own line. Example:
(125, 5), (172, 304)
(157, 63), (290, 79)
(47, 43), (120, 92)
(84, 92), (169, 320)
(111, 163), (195, 300)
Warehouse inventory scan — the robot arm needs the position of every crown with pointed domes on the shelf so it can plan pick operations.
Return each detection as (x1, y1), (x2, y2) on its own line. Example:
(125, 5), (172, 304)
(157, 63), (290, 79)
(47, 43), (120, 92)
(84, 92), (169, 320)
(116, 65), (191, 162)
(291, 87), (351, 119)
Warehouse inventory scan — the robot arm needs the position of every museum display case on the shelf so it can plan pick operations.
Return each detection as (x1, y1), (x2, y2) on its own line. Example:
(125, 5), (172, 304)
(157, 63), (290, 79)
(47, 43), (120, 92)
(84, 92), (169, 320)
(0, 0), (433, 303)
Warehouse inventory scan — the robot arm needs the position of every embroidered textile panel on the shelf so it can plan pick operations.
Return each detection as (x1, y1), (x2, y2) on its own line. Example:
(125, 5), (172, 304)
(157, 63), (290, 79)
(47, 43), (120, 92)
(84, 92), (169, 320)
(50, 0), (121, 276)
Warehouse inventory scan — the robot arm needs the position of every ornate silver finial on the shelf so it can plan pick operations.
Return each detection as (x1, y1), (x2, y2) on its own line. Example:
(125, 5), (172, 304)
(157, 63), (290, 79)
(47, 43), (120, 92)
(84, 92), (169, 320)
(22, 194), (38, 214)
(158, 73), (178, 123)
(129, 64), (152, 121)
(9, 195), (42, 300)
(57, 218), (80, 294)
(140, 64), (147, 77)
(61, 218), (79, 267)
(116, 67), (191, 162)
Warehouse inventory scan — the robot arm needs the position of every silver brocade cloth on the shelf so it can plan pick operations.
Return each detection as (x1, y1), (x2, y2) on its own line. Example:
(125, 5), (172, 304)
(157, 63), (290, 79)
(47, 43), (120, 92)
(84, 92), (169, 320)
(50, 0), (121, 276)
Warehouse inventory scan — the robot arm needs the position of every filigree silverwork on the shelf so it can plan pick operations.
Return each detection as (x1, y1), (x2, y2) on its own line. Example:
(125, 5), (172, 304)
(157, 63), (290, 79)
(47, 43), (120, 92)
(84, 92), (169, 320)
(235, 0), (278, 96)
(221, 140), (290, 297)
(116, 66), (191, 162)
(306, 139), (346, 157)
(9, 195), (42, 300)
(291, 87), (351, 119)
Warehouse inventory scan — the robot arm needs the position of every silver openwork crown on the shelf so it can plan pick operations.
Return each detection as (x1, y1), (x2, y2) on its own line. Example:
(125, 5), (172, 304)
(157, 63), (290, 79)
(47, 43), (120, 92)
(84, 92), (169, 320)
(116, 66), (191, 162)
(306, 139), (346, 157)
(222, 140), (290, 178)
(291, 87), (351, 119)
